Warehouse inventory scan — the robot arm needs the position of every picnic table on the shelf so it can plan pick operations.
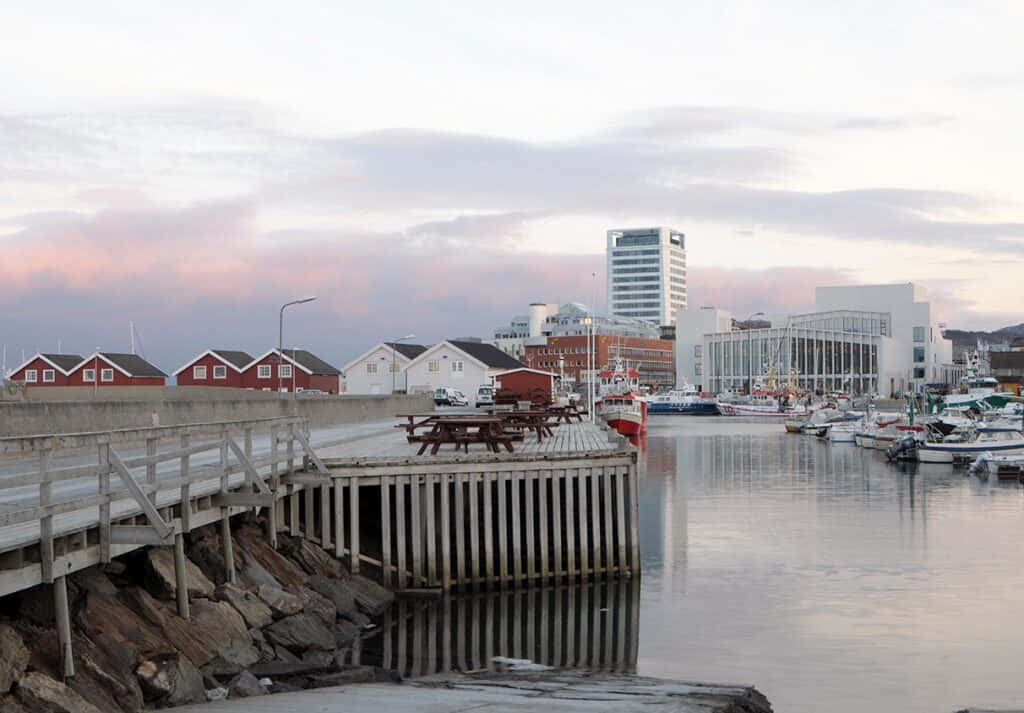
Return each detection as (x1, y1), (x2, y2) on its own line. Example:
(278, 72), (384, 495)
(395, 414), (517, 454)
(547, 405), (585, 423)
(489, 410), (559, 442)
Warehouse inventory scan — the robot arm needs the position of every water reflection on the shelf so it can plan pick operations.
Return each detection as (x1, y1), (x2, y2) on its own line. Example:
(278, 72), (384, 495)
(367, 578), (641, 678)
(638, 417), (1024, 713)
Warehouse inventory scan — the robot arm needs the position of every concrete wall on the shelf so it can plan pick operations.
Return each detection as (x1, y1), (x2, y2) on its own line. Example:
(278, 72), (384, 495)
(0, 391), (434, 437)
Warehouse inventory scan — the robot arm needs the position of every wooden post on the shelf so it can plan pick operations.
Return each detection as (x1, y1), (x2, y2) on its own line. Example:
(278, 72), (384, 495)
(482, 472), (495, 587)
(551, 469), (563, 581)
(424, 473), (436, 586)
(440, 474), (451, 591)
(454, 473), (466, 589)
(333, 479), (344, 559)
(410, 475), (422, 585)
(98, 439), (111, 563)
(578, 468), (589, 580)
(221, 510), (236, 584)
(628, 463), (640, 572)
(602, 466), (615, 579)
(173, 533), (191, 619)
(146, 436), (158, 504)
(615, 465), (628, 575)
(39, 441), (54, 584)
(320, 481), (331, 550)
(524, 472), (535, 583)
(395, 477), (407, 589)
(54, 575), (74, 678)
(538, 471), (549, 582)
(496, 472), (508, 587)
(268, 426), (279, 549)
(589, 467), (601, 579)
(467, 473), (480, 588)
(510, 471), (523, 585)
(381, 477), (392, 588)
(179, 433), (192, 534)
(564, 469), (576, 580)
(349, 476), (360, 574)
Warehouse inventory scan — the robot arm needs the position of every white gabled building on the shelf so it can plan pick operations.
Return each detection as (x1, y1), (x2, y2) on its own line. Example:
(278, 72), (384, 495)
(341, 342), (427, 394)
(405, 340), (525, 404)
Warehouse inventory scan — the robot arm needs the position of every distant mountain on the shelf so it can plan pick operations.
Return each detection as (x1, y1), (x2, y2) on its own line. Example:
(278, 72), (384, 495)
(943, 323), (1024, 356)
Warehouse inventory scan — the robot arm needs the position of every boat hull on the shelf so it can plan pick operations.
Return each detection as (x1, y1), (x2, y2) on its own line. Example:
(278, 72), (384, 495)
(717, 403), (807, 418)
(919, 443), (1024, 464)
(648, 402), (718, 415)
(605, 414), (645, 437)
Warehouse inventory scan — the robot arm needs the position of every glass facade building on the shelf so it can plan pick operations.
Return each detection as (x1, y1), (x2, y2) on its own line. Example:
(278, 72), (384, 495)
(606, 227), (686, 326)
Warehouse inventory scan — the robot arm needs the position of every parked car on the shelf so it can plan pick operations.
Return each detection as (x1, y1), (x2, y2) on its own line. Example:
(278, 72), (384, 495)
(434, 387), (468, 407)
(476, 385), (495, 408)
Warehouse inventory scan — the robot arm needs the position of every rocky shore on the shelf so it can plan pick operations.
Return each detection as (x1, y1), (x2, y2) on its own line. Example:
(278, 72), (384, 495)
(0, 514), (395, 711)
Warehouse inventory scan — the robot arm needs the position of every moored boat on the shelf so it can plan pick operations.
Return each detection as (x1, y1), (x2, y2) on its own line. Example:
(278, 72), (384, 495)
(917, 426), (1024, 464)
(594, 360), (647, 437)
(648, 381), (718, 415)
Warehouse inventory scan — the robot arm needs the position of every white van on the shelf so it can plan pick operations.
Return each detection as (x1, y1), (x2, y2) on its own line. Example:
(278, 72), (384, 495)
(476, 385), (495, 408)
(434, 387), (468, 407)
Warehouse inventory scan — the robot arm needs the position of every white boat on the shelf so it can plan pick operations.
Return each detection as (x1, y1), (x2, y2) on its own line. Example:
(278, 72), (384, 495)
(594, 360), (647, 436)
(917, 426), (1024, 464)
(717, 389), (808, 418)
(971, 453), (1024, 479)
(826, 423), (858, 443)
(648, 381), (718, 415)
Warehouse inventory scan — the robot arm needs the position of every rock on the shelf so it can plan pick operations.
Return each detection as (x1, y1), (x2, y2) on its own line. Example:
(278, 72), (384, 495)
(186, 531), (229, 586)
(306, 575), (356, 615)
(236, 549), (281, 590)
(189, 600), (260, 669)
(249, 660), (335, 678)
(339, 609), (371, 628)
(300, 650), (335, 668)
(227, 670), (267, 698)
(334, 620), (359, 649)
(103, 560), (127, 576)
(0, 624), (29, 692)
(286, 538), (344, 579)
(264, 613), (335, 653)
(144, 548), (215, 600)
(347, 575), (394, 615)
(256, 584), (303, 618)
(298, 586), (336, 628)
(15, 672), (106, 713)
(136, 653), (207, 706)
(119, 587), (217, 667)
(206, 686), (229, 701)
(218, 584), (273, 629)
(19, 584), (56, 627)
(77, 591), (170, 657)
(71, 568), (117, 597)
(268, 680), (303, 694)
(0, 694), (31, 713)
(273, 646), (301, 663)
(235, 527), (307, 590)
(72, 632), (145, 713)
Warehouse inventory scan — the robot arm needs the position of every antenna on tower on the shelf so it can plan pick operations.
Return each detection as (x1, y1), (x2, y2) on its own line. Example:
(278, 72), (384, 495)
(130, 321), (135, 354)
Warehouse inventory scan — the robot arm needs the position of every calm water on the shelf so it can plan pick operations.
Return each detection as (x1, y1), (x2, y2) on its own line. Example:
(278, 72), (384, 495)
(637, 416), (1024, 713)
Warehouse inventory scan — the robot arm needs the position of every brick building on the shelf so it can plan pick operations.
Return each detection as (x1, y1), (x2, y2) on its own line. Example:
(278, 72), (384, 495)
(522, 334), (674, 389)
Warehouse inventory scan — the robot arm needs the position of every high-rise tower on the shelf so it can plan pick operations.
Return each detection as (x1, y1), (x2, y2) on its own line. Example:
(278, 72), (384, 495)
(606, 227), (686, 325)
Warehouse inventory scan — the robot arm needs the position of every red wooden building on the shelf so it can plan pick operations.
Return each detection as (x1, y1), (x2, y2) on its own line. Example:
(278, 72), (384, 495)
(67, 353), (167, 387)
(6, 354), (84, 387)
(241, 349), (341, 393)
(174, 349), (254, 388)
(492, 367), (557, 400)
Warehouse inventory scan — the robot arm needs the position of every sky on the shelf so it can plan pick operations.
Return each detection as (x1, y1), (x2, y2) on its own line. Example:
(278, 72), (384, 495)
(2, 1), (1023, 373)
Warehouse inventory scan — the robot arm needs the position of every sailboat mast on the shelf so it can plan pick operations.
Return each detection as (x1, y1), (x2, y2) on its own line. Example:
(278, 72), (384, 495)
(130, 321), (135, 354)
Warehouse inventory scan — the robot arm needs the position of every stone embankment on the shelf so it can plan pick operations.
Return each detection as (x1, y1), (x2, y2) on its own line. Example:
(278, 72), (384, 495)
(0, 515), (394, 711)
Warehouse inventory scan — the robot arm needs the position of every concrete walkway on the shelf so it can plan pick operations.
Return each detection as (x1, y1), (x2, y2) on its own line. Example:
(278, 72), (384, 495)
(170, 672), (773, 712)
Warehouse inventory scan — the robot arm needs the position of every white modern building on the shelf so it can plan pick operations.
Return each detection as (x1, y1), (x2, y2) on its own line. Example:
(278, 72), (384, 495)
(606, 227), (686, 326)
(405, 340), (525, 404)
(490, 302), (660, 359)
(341, 342), (427, 394)
(675, 283), (957, 396)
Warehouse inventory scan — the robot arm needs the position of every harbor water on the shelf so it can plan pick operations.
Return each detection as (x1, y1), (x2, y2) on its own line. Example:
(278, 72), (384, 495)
(367, 416), (1024, 712)
(638, 416), (1024, 713)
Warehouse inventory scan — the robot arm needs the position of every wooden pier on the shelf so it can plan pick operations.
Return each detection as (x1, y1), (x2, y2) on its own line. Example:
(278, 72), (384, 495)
(0, 414), (638, 679)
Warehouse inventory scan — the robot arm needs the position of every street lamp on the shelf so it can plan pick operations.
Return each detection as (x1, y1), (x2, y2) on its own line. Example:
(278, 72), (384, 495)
(589, 271), (597, 423)
(745, 312), (764, 395)
(389, 334), (416, 394)
(279, 296), (317, 394)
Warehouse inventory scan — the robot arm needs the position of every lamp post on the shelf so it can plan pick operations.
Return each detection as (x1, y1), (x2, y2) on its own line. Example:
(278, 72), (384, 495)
(589, 271), (597, 423)
(279, 296), (317, 394)
(745, 312), (764, 395)
(389, 334), (416, 394)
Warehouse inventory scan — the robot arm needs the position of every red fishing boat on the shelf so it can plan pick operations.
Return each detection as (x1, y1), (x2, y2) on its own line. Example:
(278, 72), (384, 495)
(595, 360), (647, 437)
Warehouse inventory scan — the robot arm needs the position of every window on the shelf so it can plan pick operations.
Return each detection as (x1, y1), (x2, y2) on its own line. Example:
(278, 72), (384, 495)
(257, 364), (271, 379)
(279, 364), (292, 378)
(913, 347), (925, 363)
(913, 367), (926, 379)
(913, 326), (925, 342)
(390, 362), (400, 372)
(428, 360), (440, 373)
(101, 368), (114, 382)
(193, 365), (207, 380)
(213, 365), (226, 379)
(694, 345), (702, 357)
(83, 369), (96, 382)
(366, 362), (378, 374)
(695, 364), (703, 375)
(451, 360), (464, 373)
(25, 369), (37, 383)
(42, 369), (55, 383)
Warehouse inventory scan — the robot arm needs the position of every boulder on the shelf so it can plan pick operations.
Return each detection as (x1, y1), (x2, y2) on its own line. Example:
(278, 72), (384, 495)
(300, 650), (335, 668)
(218, 584), (273, 629)
(186, 531), (229, 585)
(339, 609), (371, 628)
(264, 613), (335, 653)
(144, 548), (216, 600)
(298, 586), (336, 628)
(15, 672), (106, 713)
(333, 620), (359, 649)
(0, 694), (31, 713)
(0, 624), (29, 692)
(189, 600), (260, 669)
(257, 584), (303, 618)
(236, 549), (281, 590)
(70, 568), (117, 597)
(286, 537), (344, 579)
(136, 654), (206, 706)
(306, 575), (356, 615)
(119, 587), (217, 667)
(249, 660), (334, 678)
(306, 666), (376, 688)
(227, 670), (267, 698)
(77, 591), (169, 658)
(71, 632), (145, 713)
(347, 575), (394, 616)
(18, 584), (57, 627)
(235, 527), (307, 590)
